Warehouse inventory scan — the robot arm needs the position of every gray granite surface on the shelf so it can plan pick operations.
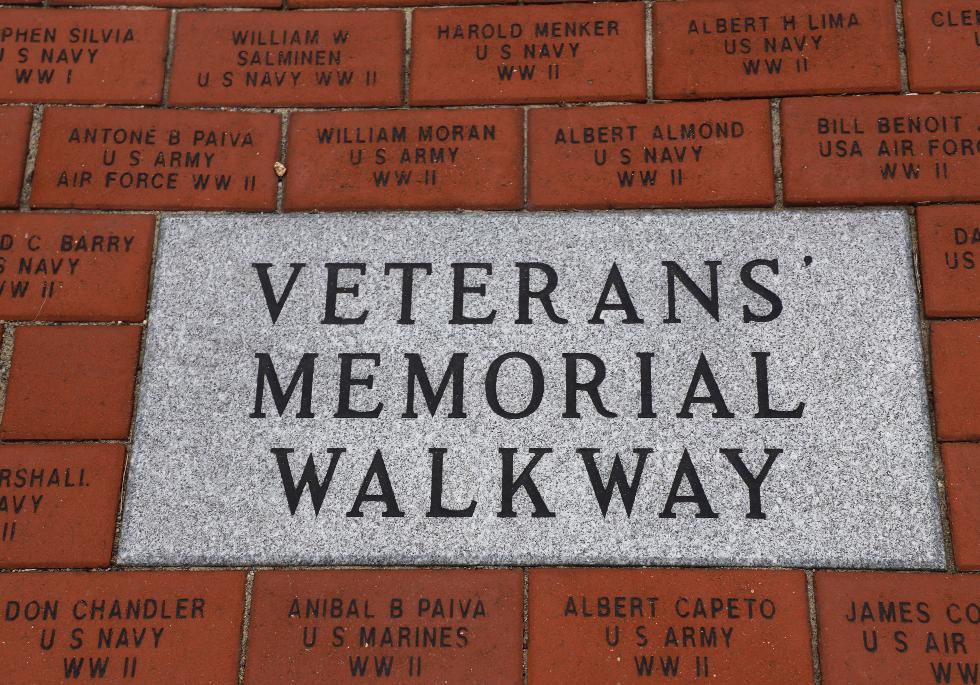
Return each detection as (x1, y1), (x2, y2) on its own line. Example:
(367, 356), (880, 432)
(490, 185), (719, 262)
(117, 210), (944, 567)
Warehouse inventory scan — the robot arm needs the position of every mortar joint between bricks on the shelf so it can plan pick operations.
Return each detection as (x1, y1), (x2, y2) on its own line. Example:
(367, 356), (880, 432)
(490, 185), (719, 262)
(18, 104), (43, 212)
(238, 569), (256, 685)
(894, 0), (911, 94)
(403, 9), (413, 108)
(645, 1), (653, 103)
(108, 213), (162, 566)
(161, 10), (178, 108)
(908, 206), (958, 572)
(770, 98), (783, 209)
(806, 570), (823, 685)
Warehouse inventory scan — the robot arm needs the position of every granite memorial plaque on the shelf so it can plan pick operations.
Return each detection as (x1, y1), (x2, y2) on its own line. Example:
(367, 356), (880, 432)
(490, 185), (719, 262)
(118, 210), (944, 567)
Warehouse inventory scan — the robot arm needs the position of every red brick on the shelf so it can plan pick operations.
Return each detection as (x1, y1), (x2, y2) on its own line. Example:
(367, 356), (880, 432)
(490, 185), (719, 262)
(782, 94), (980, 205)
(30, 107), (280, 211)
(0, 106), (31, 208)
(245, 569), (522, 683)
(917, 205), (980, 317)
(653, 0), (901, 99)
(816, 571), (980, 684)
(293, 0), (504, 7)
(0, 570), (246, 683)
(942, 442), (980, 570)
(931, 319), (980, 441)
(0, 325), (141, 440)
(0, 9), (169, 105)
(1, 0), (42, 5)
(0, 443), (124, 568)
(528, 568), (813, 684)
(528, 100), (774, 209)
(169, 11), (404, 107)
(0, 214), (154, 322)
(285, 108), (523, 210)
(53, 0), (276, 6)
(904, 1), (980, 93)
(409, 3), (646, 105)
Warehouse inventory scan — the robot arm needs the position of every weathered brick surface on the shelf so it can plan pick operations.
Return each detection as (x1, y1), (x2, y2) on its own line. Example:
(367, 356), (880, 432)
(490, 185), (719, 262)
(0, 214), (154, 322)
(528, 100), (774, 208)
(0, 325), (141, 440)
(245, 569), (523, 683)
(53, 0), (277, 6)
(0, 9), (169, 104)
(917, 204), (980, 318)
(0, 571), (246, 684)
(169, 11), (404, 107)
(942, 442), (980, 571)
(653, 0), (901, 99)
(903, 1), (980, 93)
(0, 106), (31, 207)
(782, 94), (980, 205)
(816, 572), (980, 684)
(528, 568), (814, 683)
(285, 108), (523, 210)
(31, 107), (281, 211)
(293, 0), (502, 7)
(410, 3), (646, 105)
(0, 443), (125, 568)
(931, 319), (980, 441)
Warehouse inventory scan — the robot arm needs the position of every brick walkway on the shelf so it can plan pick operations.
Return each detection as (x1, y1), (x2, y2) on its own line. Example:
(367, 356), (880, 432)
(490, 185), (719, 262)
(0, 0), (977, 682)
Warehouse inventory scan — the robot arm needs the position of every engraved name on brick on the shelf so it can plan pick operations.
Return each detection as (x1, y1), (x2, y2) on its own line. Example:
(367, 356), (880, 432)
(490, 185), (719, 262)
(816, 572), (980, 685)
(529, 101), (774, 208)
(169, 11), (403, 107)
(410, 3), (646, 105)
(0, 9), (169, 104)
(285, 108), (523, 210)
(0, 571), (246, 684)
(782, 94), (980, 204)
(904, 1), (980, 92)
(245, 570), (523, 683)
(653, 0), (900, 98)
(31, 108), (280, 211)
(529, 569), (814, 684)
(0, 444), (125, 568)
(0, 214), (154, 321)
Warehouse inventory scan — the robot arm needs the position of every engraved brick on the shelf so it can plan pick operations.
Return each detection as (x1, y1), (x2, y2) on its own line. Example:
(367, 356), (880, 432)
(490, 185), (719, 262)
(0, 9), (168, 104)
(285, 108), (523, 210)
(245, 569), (523, 683)
(904, 0), (980, 93)
(916, 205), (980, 318)
(30, 107), (280, 211)
(410, 3), (646, 105)
(528, 100), (774, 208)
(0, 570), (246, 683)
(782, 94), (980, 204)
(0, 214), (154, 322)
(169, 11), (403, 107)
(816, 571), (980, 684)
(528, 568), (814, 684)
(653, 0), (901, 99)
(0, 106), (31, 207)
(0, 444), (125, 568)
(942, 442), (980, 570)
(0, 325), (141, 440)
(931, 319), (980, 441)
